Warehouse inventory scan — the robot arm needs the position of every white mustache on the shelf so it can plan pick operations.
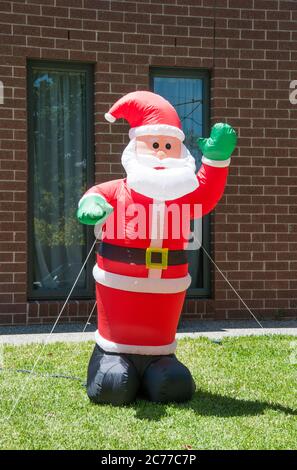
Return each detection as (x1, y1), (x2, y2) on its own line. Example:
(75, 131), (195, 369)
(136, 154), (187, 169)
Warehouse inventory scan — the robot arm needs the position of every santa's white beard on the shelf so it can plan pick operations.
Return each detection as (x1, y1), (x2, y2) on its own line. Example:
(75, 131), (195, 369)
(121, 139), (199, 201)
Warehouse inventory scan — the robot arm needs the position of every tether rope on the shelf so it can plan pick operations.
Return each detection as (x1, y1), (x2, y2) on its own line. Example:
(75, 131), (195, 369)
(3, 236), (99, 421)
(201, 245), (264, 329)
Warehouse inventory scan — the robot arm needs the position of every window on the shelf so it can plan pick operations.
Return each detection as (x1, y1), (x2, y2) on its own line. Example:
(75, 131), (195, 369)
(27, 61), (94, 300)
(150, 68), (211, 297)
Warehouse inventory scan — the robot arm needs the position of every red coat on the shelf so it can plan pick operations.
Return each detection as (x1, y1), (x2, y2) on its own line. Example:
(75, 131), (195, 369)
(81, 161), (229, 354)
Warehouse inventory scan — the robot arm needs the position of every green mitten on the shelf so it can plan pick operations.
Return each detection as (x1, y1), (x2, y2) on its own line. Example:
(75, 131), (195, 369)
(77, 194), (113, 225)
(198, 123), (237, 161)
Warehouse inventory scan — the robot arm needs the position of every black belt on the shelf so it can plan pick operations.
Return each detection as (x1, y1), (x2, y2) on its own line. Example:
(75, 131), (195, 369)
(98, 242), (188, 270)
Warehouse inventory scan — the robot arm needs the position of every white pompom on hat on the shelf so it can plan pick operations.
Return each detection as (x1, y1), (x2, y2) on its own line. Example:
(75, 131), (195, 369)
(104, 90), (185, 142)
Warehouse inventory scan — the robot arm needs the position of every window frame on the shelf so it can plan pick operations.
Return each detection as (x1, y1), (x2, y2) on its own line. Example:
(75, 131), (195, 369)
(27, 60), (95, 301)
(150, 67), (211, 298)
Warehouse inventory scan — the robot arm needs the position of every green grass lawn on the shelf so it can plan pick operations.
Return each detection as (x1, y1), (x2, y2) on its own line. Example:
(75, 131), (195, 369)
(0, 335), (296, 450)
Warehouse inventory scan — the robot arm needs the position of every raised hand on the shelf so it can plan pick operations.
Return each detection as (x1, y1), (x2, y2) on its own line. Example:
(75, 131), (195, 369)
(198, 123), (237, 161)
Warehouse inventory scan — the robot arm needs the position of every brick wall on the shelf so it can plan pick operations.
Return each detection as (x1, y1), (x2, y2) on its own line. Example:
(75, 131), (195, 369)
(0, 0), (297, 325)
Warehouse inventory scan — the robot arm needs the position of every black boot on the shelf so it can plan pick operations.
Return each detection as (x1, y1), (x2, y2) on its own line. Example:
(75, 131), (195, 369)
(141, 355), (196, 403)
(87, 344), (140, 406)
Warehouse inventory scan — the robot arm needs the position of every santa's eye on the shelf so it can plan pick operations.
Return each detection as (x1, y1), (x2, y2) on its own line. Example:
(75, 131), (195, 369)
(165, 143), (171, 150)
(153, 142), (159, 149)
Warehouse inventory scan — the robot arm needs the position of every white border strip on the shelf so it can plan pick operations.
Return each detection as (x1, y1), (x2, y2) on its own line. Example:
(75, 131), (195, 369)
(95, 330), (177, 355)
(93, 264), (191, 293)
(129, 124), (185, 141)
(202, 156), (231, 168)
(148, 200), (165, 280)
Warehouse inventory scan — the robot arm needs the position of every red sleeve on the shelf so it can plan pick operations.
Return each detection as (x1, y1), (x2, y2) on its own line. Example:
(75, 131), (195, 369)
(189, 163), (229, 217)
(80, 179), (122, 205)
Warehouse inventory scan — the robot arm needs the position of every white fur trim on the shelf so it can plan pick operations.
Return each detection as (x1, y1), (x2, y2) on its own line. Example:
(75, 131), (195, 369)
(148, 200), (165, 280)
(93, 264), (191, 293)
(129, 124), (185, 142)
(95, 330), (177, 355)
(126, 165), (198, 201)
(104, 112), (116, 123)
(202, 156), (231, 168)
(78, 193), (106, 207)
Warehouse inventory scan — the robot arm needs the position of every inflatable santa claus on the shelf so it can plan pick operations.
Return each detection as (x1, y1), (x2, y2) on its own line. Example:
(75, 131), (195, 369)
(77, 91), (237, 405)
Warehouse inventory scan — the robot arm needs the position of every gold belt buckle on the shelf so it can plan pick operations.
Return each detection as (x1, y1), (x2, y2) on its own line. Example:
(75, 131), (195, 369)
(145, 247), (169, 270)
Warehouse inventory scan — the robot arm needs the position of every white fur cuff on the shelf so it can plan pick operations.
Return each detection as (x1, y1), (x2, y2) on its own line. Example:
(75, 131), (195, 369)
(202, 156), (231, 168)
(95, 330), (177, 355)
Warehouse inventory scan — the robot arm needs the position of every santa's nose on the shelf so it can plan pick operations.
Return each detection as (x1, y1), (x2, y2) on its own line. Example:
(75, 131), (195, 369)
(156, 150), (167, 159)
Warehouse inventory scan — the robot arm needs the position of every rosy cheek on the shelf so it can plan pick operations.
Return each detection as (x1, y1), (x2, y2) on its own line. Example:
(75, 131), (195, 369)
(136, 142), (153, 155)
(167, 146), (181, 158)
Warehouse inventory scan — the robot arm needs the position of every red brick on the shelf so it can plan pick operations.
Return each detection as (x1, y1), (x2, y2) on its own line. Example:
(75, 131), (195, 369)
(28, 15), (55, 27)
(124, 12), (150, 24)
(41, 5), (69, 17)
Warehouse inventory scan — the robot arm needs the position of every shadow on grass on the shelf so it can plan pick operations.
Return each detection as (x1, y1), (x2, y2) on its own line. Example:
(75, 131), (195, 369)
(133, 390), (297, 421)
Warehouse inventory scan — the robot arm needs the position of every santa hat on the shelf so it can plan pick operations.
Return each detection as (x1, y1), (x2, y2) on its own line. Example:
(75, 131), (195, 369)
(104, 91), (185, 142)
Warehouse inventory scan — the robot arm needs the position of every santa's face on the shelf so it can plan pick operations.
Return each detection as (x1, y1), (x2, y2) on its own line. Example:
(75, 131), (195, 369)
(121, 137), (198, 201)
(136, 135), (181, 161)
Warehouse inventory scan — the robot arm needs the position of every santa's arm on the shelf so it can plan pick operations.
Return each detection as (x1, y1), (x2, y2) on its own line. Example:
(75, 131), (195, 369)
(195, 161), (229, 217)
(191, 123), (237, 217)
(77, 180), (116, 226)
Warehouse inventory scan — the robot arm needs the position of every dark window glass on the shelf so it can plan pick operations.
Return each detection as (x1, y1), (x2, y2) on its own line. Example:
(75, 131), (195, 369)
(151, 68), (211, 297)
(27, 62), (94, 299)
